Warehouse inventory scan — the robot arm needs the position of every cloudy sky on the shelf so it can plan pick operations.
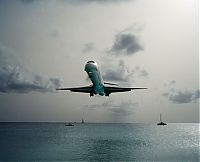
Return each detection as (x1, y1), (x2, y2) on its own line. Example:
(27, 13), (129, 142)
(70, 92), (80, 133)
(0, 0), (198, 123)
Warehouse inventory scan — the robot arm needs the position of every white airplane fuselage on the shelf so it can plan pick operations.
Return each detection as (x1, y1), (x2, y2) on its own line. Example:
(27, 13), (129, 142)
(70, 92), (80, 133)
(84, 61), (105, 96)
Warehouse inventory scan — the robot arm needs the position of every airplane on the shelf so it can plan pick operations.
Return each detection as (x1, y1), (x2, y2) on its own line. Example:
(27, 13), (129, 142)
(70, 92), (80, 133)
(56, 61), (147, 96)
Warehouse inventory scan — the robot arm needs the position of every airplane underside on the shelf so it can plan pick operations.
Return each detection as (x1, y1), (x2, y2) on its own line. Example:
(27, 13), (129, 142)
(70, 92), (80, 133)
(56, 61), (147, 96)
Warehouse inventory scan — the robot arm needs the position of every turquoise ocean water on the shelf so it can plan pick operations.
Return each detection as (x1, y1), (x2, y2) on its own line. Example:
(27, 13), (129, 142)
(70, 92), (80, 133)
(0, 123), (199, 161)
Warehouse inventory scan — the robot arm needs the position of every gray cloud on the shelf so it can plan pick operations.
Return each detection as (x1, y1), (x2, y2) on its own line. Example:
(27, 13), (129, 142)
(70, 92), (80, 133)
(20, 0), (132, 5)
(109, 33), (143, 56)
(21, 0), (38, 5)
(108, 101), (137, 116)
(162, 89), (200, 104)
(164, 80), (177, 87)
(135, 66), (148, 77)
(170, 80), (176, 84)
(108, 107), (131, 116)
(48, 30), (60, 38)
(102, 60), (148, 83)
(0, 66), (63, 93)
(82, 43), (95, 53)
(162, 92), (169, 97)
(0, 45), (19, 66)
(65, 0), (132, 5)
(84, 100), (112, 110)
(139, 70), (148, 77)
(102, 60), (131, 82)
(0, 44), (63, 93)
(85, 100), (137, 116)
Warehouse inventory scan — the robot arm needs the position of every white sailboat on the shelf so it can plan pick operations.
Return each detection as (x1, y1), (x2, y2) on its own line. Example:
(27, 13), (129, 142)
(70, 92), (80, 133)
(81, 119), (85, 124)
(157, 113), (167, 125)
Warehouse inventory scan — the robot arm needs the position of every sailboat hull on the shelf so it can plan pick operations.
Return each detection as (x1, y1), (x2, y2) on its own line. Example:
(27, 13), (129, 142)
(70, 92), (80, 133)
(157, 122), (167, 125)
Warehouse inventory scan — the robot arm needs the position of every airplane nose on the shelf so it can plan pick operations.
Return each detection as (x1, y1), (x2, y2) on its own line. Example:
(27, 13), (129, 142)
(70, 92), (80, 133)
(85, 62), (98, 72)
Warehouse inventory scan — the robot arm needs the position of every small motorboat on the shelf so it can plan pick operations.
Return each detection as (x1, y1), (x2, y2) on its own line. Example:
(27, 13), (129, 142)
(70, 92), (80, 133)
(65, 122), (74, 126)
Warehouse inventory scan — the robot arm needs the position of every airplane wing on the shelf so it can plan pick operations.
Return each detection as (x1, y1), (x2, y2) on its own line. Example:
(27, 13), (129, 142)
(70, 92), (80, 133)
(56, 86), (93, 93)
(104, 86), (147, 94)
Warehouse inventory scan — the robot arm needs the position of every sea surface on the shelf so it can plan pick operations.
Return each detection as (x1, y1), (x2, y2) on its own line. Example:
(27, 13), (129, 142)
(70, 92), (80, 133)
(0, 123), (199, 161)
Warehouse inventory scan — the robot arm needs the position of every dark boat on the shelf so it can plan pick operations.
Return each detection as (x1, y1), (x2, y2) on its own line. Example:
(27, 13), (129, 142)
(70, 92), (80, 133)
(65, 122), (74, 126)
(157, 113), (167, 125)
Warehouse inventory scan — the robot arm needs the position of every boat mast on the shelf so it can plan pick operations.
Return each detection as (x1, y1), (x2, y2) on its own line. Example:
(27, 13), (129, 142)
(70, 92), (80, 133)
(160, 113), (162, 122)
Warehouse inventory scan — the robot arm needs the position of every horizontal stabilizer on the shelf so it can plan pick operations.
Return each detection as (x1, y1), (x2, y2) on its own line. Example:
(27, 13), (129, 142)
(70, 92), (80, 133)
(104, 82), (118, 86)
